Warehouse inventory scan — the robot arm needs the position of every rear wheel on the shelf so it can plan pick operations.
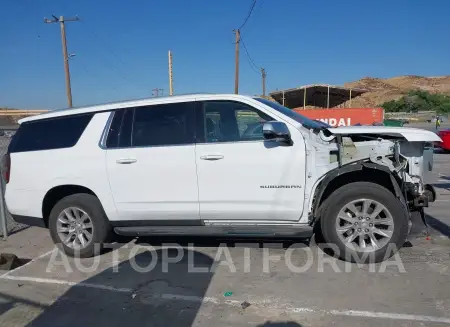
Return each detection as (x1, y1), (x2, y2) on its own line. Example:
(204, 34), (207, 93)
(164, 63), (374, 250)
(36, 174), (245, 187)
(48, 194), (111, 258)
(320, 182), (409, 263)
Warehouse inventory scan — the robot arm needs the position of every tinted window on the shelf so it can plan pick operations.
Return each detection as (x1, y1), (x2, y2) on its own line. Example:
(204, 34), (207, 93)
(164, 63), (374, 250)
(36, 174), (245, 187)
(119, 108), (133, 147)
(105, 110), (124, 148)
(10, 114), (93, 153)
(202, 101), (273, 143)
(235, 108), (270, 140)
(132, 102), (194, 147)
(105, 108), (133, 148)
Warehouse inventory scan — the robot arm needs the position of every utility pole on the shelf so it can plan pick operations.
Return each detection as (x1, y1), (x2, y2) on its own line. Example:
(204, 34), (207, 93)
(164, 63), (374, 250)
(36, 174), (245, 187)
(44, 15), (79, 108)
(152, 88), (164, 97)
(261, 68), (267, 97)
(168, 50), (174, 96)
(233, 29), (240, 94)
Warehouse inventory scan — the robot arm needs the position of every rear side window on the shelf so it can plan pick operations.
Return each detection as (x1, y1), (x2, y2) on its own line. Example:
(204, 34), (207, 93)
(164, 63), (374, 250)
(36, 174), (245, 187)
(9, 114), (93, 153)
(132, 102), (195, 147)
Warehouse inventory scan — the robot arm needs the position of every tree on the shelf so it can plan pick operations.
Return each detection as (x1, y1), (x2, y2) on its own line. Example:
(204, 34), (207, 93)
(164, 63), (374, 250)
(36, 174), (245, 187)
(380, 90), (450, 113)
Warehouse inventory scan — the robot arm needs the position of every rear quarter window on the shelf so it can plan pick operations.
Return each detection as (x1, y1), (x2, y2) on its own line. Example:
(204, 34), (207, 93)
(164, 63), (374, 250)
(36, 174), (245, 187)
(9, 113), (94, 153)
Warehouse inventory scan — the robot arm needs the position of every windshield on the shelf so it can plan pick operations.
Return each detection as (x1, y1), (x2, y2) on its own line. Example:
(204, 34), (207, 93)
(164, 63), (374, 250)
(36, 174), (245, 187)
(254, 98), (325, 130)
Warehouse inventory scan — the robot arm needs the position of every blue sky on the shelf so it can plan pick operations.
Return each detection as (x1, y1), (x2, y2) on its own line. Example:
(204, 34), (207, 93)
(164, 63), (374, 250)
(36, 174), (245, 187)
(1, 0), (449, 109)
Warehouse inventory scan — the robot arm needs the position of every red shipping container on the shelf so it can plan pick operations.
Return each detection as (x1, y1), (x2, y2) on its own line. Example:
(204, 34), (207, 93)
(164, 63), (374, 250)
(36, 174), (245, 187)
(293, 108), (384, 127)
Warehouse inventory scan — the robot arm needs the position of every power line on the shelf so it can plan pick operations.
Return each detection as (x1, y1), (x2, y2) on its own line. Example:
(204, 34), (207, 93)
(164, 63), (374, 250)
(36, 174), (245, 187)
(256, 0), (265, 13)
(101, 59), (142, 88)
(79, 19), (148, 93)
(79, 20), (129, 69)
(233, 0), (261, 92)
(244, 52), (260, 74)
(241, 34), (267, 97)
(238, 0), (257, 30)
(240, 36), (260, 74)
(73, 59), (119, 93)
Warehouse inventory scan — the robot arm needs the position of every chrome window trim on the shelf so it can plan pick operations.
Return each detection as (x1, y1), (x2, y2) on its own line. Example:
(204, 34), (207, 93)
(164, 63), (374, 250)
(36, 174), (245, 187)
(103, 140), (268, 151)
(195, 139), (268, 146)
(104, 143), (196, 150)
(98, 102), (274, 150)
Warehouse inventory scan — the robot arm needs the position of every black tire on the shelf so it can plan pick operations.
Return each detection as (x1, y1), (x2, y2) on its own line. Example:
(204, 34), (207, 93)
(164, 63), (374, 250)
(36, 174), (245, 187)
(48, 193), (111, 258)
(320, 182), (409, 263)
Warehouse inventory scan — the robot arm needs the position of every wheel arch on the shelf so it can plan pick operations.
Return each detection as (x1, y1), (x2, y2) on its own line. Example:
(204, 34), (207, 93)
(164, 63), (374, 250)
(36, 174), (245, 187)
(42, 184), (98, 227)
(311, 162), (405, 224)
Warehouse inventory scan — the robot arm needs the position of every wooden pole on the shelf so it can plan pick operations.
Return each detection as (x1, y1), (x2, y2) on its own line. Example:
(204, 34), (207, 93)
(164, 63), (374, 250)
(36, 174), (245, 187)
(303, 88), (306, 109)
(327, 85), (330, 108)
(349, 89), (352, 108)
(60, 18), (73, 108)
(44, 15), (79, 108)
(261, 68), (266, 97)
(168, 50), (174, 95)
(234, 29), (240, 94)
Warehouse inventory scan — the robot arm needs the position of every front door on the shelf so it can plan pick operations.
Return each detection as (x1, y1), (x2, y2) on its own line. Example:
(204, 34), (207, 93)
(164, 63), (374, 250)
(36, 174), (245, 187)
(105, 102), (200, 222)
(195, 100), (306, 222)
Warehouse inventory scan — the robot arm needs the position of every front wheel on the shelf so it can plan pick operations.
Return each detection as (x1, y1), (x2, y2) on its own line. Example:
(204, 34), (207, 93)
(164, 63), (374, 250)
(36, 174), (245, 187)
(320, 182), (409, 263)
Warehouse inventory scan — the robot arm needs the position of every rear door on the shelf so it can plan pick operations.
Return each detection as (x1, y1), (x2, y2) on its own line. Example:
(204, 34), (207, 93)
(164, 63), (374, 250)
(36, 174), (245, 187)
(105, 102), (200, 222)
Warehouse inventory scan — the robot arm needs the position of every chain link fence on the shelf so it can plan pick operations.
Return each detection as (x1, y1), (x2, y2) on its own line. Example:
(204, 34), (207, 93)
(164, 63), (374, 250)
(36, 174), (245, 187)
(0, 128), (28, 238)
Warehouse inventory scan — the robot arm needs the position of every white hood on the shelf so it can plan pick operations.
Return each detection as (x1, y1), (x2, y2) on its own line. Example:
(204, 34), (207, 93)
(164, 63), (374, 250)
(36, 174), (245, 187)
(326, 126), (442, 142)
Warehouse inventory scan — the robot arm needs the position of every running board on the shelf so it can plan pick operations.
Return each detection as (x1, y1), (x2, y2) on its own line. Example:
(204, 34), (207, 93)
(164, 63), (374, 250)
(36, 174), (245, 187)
(113, 225), (313, 238)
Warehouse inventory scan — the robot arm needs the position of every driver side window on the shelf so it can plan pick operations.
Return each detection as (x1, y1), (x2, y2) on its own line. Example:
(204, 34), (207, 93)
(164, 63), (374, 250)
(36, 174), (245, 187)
(202, 101), (273, 143)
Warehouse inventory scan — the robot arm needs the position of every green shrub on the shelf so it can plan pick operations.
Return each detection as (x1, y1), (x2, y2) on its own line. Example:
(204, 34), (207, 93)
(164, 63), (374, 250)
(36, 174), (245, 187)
(380, 90), (450, 113)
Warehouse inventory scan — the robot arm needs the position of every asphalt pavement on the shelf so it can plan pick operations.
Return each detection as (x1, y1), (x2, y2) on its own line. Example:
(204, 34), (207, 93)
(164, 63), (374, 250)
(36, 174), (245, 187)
(0, 122), (448, 327)
(407, 121), (449, 132)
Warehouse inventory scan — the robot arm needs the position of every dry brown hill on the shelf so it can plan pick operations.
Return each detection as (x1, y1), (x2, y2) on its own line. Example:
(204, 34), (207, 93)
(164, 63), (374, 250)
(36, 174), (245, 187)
(341, 75), (450, 107)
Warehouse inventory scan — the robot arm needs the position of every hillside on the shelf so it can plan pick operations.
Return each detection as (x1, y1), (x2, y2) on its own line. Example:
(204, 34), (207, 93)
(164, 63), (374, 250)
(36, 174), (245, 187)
(0, 109), (20, 126)
(341, 75), (450, 107)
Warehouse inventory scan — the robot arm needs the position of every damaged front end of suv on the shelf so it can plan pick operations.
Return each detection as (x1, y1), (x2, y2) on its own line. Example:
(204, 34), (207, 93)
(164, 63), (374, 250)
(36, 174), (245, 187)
(309, 126), (441, 235)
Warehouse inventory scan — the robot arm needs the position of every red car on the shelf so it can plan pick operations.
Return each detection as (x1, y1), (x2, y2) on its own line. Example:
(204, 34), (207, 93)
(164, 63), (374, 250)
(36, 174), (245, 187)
(437, 130), (450, 151)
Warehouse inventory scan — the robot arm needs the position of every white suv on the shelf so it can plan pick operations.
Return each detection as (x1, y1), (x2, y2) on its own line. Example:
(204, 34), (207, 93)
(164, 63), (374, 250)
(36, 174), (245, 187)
(3, 94), (441, 262)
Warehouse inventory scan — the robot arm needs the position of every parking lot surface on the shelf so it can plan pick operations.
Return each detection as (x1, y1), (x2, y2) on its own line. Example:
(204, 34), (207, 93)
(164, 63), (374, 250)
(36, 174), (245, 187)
(0, 124), (449, 327)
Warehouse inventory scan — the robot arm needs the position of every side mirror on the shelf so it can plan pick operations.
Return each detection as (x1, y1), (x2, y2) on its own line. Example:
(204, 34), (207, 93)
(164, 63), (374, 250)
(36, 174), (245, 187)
(263, 121), (293, 145)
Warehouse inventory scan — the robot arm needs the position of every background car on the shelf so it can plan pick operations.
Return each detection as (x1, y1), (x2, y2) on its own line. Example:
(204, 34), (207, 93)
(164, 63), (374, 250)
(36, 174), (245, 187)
(437, 129), (450, 151)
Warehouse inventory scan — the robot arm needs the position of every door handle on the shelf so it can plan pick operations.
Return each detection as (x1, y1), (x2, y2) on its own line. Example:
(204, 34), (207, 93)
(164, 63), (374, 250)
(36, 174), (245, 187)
(116, 158), (137, 164)
(200, 154), (224, 161)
